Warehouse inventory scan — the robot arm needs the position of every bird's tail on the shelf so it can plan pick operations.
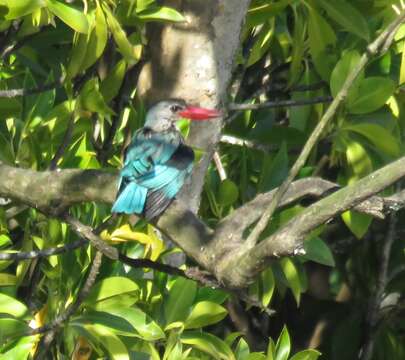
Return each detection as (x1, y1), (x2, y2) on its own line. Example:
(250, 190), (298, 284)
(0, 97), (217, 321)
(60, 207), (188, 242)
(112, 182), (147, 214)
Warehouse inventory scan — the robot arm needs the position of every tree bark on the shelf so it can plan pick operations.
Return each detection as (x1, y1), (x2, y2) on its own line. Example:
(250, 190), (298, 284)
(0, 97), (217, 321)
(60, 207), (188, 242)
(2, 161), (405, 288)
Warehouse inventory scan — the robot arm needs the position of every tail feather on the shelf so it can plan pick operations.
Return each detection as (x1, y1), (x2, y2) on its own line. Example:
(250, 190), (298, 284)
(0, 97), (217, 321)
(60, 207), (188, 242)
(143, 190), (173, 220)
(112, 182), (147, 214)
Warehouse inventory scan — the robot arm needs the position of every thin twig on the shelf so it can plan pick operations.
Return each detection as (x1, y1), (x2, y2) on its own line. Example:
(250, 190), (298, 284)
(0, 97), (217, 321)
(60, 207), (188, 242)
(228, 96), (332, 111)
(0, 79), (63, 98)
(32, 251), (103, 358)
(213, 151), (227, 181)
(221, 134), (275, 153)
(243, 10), (405, 250)
(0, 239), (87, 261)
(63, 214), (118, 260)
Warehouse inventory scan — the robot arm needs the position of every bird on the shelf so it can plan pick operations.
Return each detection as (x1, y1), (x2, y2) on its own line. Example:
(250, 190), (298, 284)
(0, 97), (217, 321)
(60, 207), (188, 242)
(112, 99), (220, 220)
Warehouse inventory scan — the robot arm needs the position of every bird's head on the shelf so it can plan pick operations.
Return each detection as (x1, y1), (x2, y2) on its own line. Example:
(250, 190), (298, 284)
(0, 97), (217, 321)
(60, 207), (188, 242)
(144, 99), (221, 132)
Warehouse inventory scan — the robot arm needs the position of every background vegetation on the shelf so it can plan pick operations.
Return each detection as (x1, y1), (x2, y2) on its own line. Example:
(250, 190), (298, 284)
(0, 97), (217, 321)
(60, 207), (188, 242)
(0, 0), (404, 359)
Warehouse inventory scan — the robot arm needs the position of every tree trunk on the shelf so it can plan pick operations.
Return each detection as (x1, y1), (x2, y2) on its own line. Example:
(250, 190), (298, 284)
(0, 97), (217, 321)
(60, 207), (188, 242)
(137, 0), (250, 211)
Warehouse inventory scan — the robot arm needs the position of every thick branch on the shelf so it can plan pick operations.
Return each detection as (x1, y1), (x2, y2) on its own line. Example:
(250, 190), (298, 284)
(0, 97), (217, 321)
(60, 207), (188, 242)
(2, 162), (405, 288)
(217, 156), (405, 287)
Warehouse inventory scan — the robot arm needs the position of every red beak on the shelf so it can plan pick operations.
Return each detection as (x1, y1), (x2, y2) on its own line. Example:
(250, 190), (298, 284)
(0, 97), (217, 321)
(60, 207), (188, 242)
(178, 106), (221, 120)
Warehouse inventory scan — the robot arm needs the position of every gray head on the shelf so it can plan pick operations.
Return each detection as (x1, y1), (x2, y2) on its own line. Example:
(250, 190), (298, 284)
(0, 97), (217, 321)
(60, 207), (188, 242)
(144, 99), (221, 132)
(144, 99), (187, 132)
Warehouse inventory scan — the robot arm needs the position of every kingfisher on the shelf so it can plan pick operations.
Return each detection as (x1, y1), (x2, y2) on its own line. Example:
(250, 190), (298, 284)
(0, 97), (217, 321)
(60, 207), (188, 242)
(112, 99), (220, 220)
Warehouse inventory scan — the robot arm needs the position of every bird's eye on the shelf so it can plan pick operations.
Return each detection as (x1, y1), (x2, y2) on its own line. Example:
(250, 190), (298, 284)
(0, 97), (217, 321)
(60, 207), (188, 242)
(170, 104), (183, 113)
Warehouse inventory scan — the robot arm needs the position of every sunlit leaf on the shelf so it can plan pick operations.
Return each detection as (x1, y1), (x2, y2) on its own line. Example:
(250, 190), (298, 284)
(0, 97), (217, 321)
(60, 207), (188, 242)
(181, 331), (236, 360)
(289, 349), (321, 360)
(330, 50), (363, 99)
(45, 0), (89, 34)
(0, 293), (29, 319)
(347, 77), (396, 114)
(275, 326), (290, 360)
(280, 258), (301, 305)
(84, 277), (139, 307)
(100, 59), (127, 103)
(316, 0), (369, 40)
(344, 123), (400, 157)
(164, 277), (197, 326)
(184, 301), (228, 329)
(4, 0), (44, 20)
(137, 6), (185, 22)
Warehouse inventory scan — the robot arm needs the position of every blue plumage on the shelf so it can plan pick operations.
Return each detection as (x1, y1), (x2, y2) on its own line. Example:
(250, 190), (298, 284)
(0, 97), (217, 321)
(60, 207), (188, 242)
(112, 101), (195, 219)
(112, 99), (220, 220)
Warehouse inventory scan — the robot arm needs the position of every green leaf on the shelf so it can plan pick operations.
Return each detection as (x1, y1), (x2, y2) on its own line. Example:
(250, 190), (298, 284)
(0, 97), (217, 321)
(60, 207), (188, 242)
(137, 6), (185, 22)
(184, 301), (227, 329)
(275, 326), (290, 360)
(400, 41), (405, 85)
(344, 123), (400, 157)
(100, 59), (127, 103)
(217, 179), (239, 206)
(303, 237), (335, 266)
(104, 5), (142, 63)
(259, 142), (288, 192)
(84, 276), (139, 307)
(289, 349), (321, 360)
(307, 7), (337, 80)
(316, 0), (369, 40)
(81, 4), (108, 70)
(330, 50), (363, 99)
(0, 335), (35, 359)
(345, 138), (372, 178)
(289, 10), (306, 86)
(67, 33), (89, 78)
(347, 77), (396, 114)
(164, 277), (197, 325)
(261, 267), (275, 308)
(181, 331), (236, 360)
(247, 354), (267, 360)
(0, 273), (17, 286)
(0, 234), (11, 248)
(235, 338), (250, 360)
(246, 0), (291, 28)
(79, 78), (114, 116)
(102, 306), (165, 341)
(247, 21), (274, 67)
(0, 293), (29, 319)
(74, 322), (130, 360)
(266, 338), (276, 360)
(280, 258), (301, 305)
(342, 210), (372, 239)
(0, 318), (29, 343)
(0, 98), (21, 119)
(45, 0), (89, 34)
(4, 0), (44, 20)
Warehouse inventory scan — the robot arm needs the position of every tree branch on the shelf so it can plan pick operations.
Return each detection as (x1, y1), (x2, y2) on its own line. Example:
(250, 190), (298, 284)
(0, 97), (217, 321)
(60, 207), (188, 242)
(228, 96), (332, 111)
(242, 9), (405, 250)
(0, 239), (87, 261)
(0, 79), (64, 98)
(3, 160), (405, 288)
(62, 214), (118, 260)
(217, 156), (405, 288)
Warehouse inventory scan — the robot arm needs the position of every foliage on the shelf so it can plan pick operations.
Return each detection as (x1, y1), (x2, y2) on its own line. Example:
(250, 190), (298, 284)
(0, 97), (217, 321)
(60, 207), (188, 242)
(0, 0), (405, 359)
